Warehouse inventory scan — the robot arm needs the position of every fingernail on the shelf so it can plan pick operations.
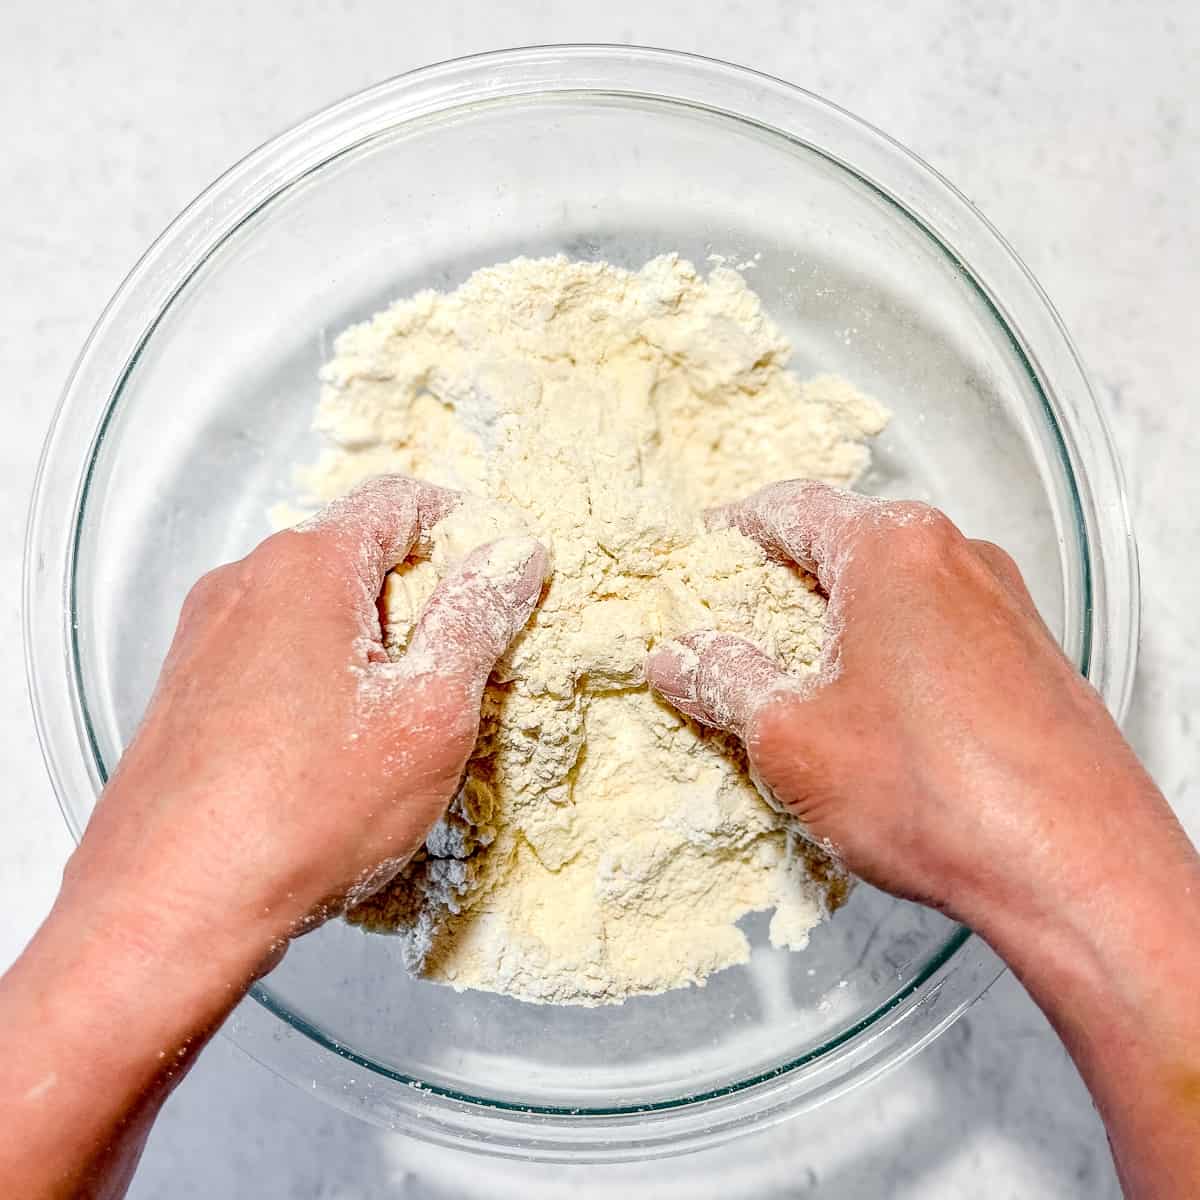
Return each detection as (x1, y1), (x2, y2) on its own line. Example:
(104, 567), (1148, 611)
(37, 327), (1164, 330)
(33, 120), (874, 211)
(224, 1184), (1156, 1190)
(646, 639), (700, 703)
(478, 537), (550, 623)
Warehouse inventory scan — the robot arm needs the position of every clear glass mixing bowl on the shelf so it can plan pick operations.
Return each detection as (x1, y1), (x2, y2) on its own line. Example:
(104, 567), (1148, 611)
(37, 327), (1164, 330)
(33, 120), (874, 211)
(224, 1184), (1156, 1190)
(24, 46), (1138, 1162)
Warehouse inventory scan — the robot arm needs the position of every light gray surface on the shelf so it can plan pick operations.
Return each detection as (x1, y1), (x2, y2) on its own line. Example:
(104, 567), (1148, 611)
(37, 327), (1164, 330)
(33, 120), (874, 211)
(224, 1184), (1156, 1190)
(2, 1), (1197, 1195)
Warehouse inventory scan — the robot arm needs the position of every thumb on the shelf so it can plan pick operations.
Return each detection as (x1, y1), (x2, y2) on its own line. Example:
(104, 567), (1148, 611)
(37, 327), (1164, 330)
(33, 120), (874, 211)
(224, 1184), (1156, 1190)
(645, 630), (795, 739)
(350, 537), (548, 835)
(405, 536), (550, 695)
(647, 632), (841, 838)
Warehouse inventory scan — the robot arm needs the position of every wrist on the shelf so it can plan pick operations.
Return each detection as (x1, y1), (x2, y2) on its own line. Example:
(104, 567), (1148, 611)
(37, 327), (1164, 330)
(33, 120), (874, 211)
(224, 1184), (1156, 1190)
(0, 872), (272, 1197)
(947, 765), (1190, 950)
(62, 768), (303, 978)
(959, 783), (1200, 1078)
(26, 887), (267, 1057)
(56, 835), (283, 1002)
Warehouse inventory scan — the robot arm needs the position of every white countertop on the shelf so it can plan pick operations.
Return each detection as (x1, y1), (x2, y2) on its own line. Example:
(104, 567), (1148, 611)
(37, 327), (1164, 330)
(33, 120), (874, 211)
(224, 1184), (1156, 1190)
(4, 2), (1197, 1195)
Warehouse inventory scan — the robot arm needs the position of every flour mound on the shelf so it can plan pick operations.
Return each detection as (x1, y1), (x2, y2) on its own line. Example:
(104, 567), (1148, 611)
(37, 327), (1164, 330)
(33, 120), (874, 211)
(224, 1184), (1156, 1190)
(291, 254), (888, 1005)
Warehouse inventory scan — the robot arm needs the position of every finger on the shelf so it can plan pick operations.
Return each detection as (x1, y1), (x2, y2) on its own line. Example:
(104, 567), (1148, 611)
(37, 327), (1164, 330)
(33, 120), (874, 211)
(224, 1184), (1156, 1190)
(706, 479), (887, 591)
(646, 631), (795, 738)
(404, 537), (550, 694)
(296, 474), (460, 594)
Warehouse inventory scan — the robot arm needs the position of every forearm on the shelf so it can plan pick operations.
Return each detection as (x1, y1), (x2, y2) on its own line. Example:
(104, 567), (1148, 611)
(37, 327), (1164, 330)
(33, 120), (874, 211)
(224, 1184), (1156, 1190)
(0, 873), (274, 1199)
(964, 782), (1200, 1199)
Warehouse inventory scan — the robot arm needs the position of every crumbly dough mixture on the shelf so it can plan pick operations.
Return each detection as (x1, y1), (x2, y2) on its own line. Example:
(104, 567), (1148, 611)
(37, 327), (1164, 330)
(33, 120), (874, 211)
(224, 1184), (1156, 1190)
(289, 254), (888, 1005)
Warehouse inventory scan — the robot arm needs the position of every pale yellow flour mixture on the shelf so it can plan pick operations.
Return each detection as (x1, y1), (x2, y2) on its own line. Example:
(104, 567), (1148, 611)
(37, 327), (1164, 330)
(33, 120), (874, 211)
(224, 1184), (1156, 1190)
(286, 254), (889, 1005)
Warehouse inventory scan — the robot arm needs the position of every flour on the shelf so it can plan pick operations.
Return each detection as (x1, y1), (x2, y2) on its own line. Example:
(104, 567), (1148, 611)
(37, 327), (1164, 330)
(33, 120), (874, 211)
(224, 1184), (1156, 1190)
(287, 254), (888, 1005)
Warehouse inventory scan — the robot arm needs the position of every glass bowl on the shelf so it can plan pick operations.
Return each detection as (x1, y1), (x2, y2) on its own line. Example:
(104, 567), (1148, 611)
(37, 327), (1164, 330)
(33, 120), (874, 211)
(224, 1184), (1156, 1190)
(24, 46), (1138, 1162)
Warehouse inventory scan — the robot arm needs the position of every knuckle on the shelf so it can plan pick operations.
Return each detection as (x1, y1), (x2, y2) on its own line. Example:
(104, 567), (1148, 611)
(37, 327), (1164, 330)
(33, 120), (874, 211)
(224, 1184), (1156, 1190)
(768, 477), (825, 504)
(181, 562), (241, 616)
(972, 539), (1022, 578)
(181, 532), (315, 620)
(243, 530), (341, 595)
(888, 499), (946, 530)
(879, 503), (964, 563)
(250, 529), (312, 573)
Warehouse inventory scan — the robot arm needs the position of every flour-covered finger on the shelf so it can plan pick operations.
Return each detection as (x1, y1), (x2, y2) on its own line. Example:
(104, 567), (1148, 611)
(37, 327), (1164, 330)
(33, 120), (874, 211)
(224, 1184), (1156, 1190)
(707, 480), (887, 592)
(646, 631), (794, 738)
(405, 537), (550, 693)
(296, 474), (461, 592)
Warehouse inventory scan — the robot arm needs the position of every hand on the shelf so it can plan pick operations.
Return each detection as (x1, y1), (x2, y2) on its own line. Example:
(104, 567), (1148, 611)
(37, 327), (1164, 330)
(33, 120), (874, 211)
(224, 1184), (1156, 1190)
(65, 474), (549, 962)
(645, 479), (1170, 924)
(646, 480), (1200, 1199)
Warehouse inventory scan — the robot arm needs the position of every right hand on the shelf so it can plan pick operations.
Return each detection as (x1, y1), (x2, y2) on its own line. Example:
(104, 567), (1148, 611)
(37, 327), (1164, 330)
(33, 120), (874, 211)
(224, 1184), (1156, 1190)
(645, 480), (1181, 928)
(647, 481), (1200, 1199)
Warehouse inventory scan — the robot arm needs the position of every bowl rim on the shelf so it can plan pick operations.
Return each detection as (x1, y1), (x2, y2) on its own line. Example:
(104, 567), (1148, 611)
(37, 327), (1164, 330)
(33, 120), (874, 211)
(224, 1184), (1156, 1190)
(23, 43), (1139, 1159)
